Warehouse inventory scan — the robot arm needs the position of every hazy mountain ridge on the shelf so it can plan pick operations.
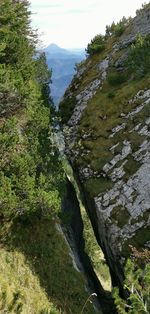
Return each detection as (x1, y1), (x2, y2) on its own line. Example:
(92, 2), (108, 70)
(45, 43), (85, 105)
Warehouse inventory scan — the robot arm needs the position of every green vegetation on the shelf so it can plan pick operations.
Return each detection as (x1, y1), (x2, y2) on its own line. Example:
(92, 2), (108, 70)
(59, 95), (76, 124)
(106, 33), (150, 87)
(111, 206), (130, 228)
(81, 205), (111, 291)
(0, 215), (96, 314)
(123, 227), (150, 257)
(86, 16), (132, 57)
(72, 71), (150, 198)
(0, 0), (36, 103)
(128, 34), (150, 79)
(86, 34), (106, 56)
(0, 0), (63, 220)
(0, 1), (98, 313)
(107, 91), (115, 99)
(0, 242), (59, 314)
(85, 177), (113, 197)
(113, 249), (150, 314)
(107, 71), (127, 86)
(1, 1), (150, 313)
(105, 17), (131, 38)
(76, 73), (149, 164)
(62, 158), (111, 292)
(63, 22), (150, 192)
(123, 156), (141, 181)
(0, 91), (64, 220)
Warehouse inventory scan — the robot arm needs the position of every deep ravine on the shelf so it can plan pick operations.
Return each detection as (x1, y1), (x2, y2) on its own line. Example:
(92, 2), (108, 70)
(52, 126), (117, 313)
(72, 166), (125, 291)
(61, 178), (116, 314)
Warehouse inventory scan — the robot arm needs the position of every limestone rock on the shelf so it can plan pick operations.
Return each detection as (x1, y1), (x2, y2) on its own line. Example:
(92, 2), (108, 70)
(61, 5), (150, 288)
(114, 8), (150, 50)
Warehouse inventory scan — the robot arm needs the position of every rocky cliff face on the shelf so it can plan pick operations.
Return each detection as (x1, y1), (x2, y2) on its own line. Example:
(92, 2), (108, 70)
(60, 4), (150, 286)
(62, 179), (115, 314)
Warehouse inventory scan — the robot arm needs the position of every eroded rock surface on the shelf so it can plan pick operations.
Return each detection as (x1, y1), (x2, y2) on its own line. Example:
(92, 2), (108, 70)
(61, 5), (150, 287)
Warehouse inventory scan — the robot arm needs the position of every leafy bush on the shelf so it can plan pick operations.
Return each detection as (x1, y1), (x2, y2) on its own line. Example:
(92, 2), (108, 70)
(113, 23), (125, 37)
(113, 248), (150, 314)
(127, 34), (150, 79)
(107, 71), (127, 86)
(86, 34), (106, 56)
(59, 95), (77, 123)
(105, 17), (131, 38)
(107, 91), (115, 99)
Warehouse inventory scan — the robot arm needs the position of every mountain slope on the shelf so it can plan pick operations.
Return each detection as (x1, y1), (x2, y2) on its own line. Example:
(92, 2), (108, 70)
(60, 3), (150, 288)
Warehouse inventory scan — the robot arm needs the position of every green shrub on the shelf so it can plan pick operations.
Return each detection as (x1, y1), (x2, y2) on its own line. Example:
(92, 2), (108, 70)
(113, 257), (150, 314)
(113, 23), (125, 37)
(127, 34), (150, 79)
(107, 71), (127, 86)
(107, 91), (115, 99)
(86, 34), (106, 56)
(0, 0), (66, 219)
(59, 95), (76, 123)
(105, 17), (131, 38)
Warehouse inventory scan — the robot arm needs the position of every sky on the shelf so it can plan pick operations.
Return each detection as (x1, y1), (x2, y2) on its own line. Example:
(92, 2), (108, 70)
(30, 0), (149, 49)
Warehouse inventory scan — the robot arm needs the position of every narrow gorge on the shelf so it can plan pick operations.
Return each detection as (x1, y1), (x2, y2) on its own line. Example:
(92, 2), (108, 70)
(0, 1), (150, 313)
(61, 178), (114, 313)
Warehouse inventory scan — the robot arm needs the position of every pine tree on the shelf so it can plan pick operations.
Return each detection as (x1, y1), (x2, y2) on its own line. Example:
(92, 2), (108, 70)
(0, 0), (65, 219)
(113, 253), (150, 314)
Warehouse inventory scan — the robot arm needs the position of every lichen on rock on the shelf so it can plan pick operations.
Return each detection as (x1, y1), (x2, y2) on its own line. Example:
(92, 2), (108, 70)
(60, 4), (150, 288)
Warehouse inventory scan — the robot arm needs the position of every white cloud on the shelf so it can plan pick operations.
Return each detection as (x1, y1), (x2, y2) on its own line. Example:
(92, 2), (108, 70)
(30, 0), (149, 48)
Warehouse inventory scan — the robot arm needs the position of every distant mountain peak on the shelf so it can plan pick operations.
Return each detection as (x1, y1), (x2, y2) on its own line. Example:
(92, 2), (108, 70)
(45, 43), (69, 55)
(47, 43), (62, 50)
(45, 43), (85, 106)
(49, 43), (59, 47)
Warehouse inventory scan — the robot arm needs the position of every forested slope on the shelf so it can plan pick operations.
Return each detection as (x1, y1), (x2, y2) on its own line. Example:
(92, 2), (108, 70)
(0, 1), (96, 313)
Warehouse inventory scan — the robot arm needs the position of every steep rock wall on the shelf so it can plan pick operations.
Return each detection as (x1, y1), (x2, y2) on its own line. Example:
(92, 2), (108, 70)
(60, 4), (150, 287)
(62, 179), (115, 314)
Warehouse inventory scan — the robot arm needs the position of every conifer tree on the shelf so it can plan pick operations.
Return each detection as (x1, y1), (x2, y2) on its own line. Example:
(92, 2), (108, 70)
(0, 0), (65, 219)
